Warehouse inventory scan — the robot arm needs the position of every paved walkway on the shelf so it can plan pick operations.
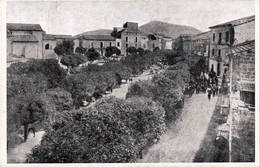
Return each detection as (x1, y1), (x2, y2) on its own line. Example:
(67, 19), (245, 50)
(7, 131), (45, 163)
(139, 93), (218, 163)
(109, 70), (152, 99)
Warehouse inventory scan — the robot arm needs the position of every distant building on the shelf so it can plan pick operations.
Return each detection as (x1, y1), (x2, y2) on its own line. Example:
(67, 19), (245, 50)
(112, 22), (172, 55)
(7, 23), (44, 59)
(208, 15), (255, 77)
(74, 35), (116, 56)
(7, 23), (74, 66)
(113, 22), (148, 55)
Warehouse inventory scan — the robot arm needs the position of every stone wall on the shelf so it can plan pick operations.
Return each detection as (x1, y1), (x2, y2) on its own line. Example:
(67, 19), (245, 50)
(239, 50), (255, 87)
(232, 107), (255, 162)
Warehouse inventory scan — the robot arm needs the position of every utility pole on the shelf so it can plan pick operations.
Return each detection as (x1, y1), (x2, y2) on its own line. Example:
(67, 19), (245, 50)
(228, 54), (233, 162)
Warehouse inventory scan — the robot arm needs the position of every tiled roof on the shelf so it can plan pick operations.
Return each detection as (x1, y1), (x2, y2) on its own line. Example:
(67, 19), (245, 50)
(51, 34), (73, 39)
(43, 34), (56, 40)
(12, 35), (38, 42)
(7, 23), (43, 31)
(81, 35), (115, 41)
(209, 15), (255, 29)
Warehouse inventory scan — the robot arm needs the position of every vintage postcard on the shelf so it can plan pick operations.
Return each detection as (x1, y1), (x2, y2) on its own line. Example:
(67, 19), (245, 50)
(0, 0), (259, 166)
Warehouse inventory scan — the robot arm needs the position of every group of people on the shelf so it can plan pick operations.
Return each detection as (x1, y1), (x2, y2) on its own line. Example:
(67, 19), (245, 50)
(185, 68), (222, 100)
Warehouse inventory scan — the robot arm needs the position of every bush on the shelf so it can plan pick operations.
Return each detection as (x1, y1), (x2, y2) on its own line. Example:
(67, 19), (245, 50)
(27, 97), (166, 163)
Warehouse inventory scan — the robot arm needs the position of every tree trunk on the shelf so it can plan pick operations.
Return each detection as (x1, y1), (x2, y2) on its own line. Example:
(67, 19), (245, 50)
(24, 124), (29, 142)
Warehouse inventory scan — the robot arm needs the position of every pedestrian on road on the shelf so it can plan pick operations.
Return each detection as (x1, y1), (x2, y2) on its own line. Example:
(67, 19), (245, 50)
(207, 86), (212, 100)
(212, 84), (216, 97)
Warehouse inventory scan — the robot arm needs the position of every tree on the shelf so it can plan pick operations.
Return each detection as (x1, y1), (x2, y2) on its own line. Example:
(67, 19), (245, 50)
(126, 47), (137, 55)
(7, 59), (67, 89)
(54, 44), (65, 56)
(27, 96), (165, 163)
(136, 48), (145, 56)
(86, 48), (100, 62)
(8, 93), (55, 142)
(105, 47), (121, 58)
(60, 54), (87, 71)
(153, 47), (160, 52)
(75, 46), (87, 54)
(27, 106), (137, 163)
(45, 88), (74, 112)
(54, 40), (75, 56)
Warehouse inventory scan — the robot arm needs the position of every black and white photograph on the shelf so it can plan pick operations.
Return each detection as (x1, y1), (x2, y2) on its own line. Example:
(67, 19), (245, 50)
(1, 0), (259, 165)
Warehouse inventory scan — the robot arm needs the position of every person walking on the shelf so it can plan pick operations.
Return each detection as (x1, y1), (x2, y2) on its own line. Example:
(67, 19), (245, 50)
(207, 86), (212, 100)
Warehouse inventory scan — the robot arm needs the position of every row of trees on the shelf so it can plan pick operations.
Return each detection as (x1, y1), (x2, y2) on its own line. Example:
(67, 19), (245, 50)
(7, 48), (164, 150)
(25, 48), (204, 162)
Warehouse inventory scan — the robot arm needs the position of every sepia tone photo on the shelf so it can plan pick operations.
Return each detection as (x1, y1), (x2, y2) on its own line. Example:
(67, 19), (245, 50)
(3, 0), (258, 165)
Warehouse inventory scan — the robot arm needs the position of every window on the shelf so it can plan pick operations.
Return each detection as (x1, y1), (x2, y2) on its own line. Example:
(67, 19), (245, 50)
(218, 33), (222, 44)
(109, 42), (112, 47)
(218, 49), (221, 56)
(100, 42), (103, 48)
(117, 42), (120, 47)
(126, 43), (128, 48)
(126, 36), (128, 42)
(91, 42), (94, 48)
(136, 37), (138, 42)
(213, 33), (215, 42)
(45, 44), (49, 50)
(212, 49), (215, 56)
(153, 44), (155, 48)
(225, 31), (229, 43)
(217, 63), (220, 76)
(143, 44), (146, 48)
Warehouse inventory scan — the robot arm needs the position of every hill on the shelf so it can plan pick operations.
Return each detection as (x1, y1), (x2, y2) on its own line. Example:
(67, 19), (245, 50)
(139, 21), (202, 39)
(75, 29), (112, 38)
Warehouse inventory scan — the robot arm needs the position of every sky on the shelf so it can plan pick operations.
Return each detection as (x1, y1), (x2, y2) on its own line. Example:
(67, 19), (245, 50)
(7, 0), (255, 36)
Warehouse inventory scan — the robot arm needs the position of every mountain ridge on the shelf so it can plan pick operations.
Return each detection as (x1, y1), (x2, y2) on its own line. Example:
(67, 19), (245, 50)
(75, 21), (202, 39)
(139, 21), (202, 39)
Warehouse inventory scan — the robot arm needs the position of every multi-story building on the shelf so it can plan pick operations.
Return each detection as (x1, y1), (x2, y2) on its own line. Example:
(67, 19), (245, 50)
(208, 15), (255, 77)
(74, 35), (116, 56)
(112, 22), (173, 55)
(113, 22), (148, 55)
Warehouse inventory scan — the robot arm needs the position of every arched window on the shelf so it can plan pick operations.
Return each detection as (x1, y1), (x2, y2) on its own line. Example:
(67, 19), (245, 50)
(45, 44), (50, 50)
(100, 42), (103, 48)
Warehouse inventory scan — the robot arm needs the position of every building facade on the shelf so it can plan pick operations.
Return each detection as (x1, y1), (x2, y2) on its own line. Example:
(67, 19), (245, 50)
(7, 23), (44, 59)
(74, 35), (116, 56)
(7, 23), (73, 64)
(208, 15), (255, 77)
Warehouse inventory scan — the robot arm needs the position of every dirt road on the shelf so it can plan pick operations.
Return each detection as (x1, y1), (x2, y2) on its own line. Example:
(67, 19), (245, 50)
(140, 93), (218, 163)
(7, 131), (45, 163)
